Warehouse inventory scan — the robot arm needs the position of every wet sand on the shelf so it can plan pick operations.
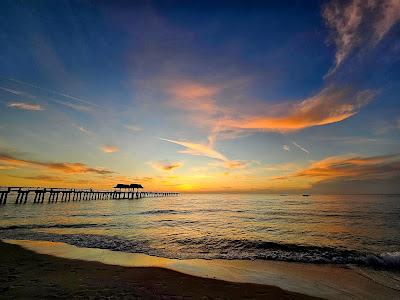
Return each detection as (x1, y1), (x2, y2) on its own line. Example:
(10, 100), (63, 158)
(0, 241), (319, 299)
(5, 239), (400, 299)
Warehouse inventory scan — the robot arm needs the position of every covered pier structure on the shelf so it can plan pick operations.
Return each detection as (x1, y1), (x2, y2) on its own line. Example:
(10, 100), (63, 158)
(112, 183), (178, 199)
(0, 185), (179, 205)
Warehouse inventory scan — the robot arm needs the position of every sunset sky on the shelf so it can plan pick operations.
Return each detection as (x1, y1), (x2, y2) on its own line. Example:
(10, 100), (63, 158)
(0, 0), (399, 193)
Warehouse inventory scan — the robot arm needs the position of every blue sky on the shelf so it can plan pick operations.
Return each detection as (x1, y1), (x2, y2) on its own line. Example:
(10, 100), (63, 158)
(0, 0), (399, 193)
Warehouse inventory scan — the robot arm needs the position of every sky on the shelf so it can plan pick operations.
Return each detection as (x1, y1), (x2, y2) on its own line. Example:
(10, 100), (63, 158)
(0, 0), (400, 193)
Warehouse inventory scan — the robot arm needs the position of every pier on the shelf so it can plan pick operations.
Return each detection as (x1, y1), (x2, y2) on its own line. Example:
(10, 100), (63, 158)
(0, 184), (179, 205)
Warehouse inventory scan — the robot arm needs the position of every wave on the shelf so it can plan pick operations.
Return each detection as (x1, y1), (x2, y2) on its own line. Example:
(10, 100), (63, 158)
(0, 223), (107, 230)
(365, 252), (400, 269)
(137, 208), (248, 215)
(1, 228), (399, 271)
(137, 209), (192, 215)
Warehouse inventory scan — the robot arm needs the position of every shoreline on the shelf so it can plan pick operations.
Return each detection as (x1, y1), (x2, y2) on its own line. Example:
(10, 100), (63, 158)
(0, 240), (318, 299)
(2, 239), (399, 299)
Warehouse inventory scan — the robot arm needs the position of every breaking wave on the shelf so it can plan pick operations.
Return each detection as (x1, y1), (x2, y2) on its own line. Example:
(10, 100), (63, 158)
(1, 229), (399, 271)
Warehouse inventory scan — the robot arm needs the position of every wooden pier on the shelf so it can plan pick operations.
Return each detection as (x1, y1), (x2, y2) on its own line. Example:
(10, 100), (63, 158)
(0, 185), (179, 205)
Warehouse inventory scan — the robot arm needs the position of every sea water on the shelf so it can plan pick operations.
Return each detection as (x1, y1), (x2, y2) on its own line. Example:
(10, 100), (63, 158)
(1, 193), (399, 270)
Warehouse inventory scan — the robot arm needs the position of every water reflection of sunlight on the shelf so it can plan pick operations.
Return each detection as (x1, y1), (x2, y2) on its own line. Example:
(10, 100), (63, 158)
(1, 194), (399, 255)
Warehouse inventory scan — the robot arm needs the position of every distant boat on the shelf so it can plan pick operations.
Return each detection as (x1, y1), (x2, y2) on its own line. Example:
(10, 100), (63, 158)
(302, 194), (310, 197)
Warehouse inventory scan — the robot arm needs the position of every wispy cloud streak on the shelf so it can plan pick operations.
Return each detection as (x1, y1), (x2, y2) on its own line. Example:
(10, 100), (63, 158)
(5, 78), (99, 108)
(323, 0), (400, 73)
(7, 102), (44, 111)
(292, 141), (310, 154)
(0, 78), (99, 114)
(160, 138), (228, 161)
(160, 137), (253, 170)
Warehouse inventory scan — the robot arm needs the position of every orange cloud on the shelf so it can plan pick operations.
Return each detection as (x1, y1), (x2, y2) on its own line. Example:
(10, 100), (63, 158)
(149, 160), (184, 171)
(7, 102), (44, 111)
(10, 174), (63, 182)
(168, 82), (219, 100)
(101, 145), (119, 153)
(223, 160), (250, 169)
(164, 80), (372, 135)
(165, 80), (222, 117)
(0, 152), (114, 175)
(221, 86), (375, 132)
(209, 160), (254, 169)
(277, 153), (400, 182)
(42, 162), (113, 174)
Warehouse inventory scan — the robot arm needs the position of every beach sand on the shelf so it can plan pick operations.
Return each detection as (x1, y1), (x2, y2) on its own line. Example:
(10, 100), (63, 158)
(0, 241), (319, 299)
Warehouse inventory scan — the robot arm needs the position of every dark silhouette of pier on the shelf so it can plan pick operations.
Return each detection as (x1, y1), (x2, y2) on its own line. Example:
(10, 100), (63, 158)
(0, 184), (179, 205)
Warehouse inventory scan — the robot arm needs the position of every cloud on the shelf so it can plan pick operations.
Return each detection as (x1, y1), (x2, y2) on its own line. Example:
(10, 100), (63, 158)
(124, 124), (143, 132)
(7, 102), (44, 111)
(265, 162), (300, 172)
(220, 86), (375, 132)
(1, 85), (92, 113)
(51, 99), (93, 112)
(131, 176), (154, 182)
(160, 137), (228, 161)
(34, 162), (113, 175)
(6, 78), (99, 108)
(323, 0), (400, 72)
(222, 160), (250, 169)
(77, 126), (91, 134)
(278, 153), (400, 183)
(292, 141), (310, 154)
(0, 164), (17, 170)
(0, 152), (114, 175)
(283, 145), (290, 151)
(160, 137), (254, 170)
(9, 174), (63, 182)
(1, 78), (98, 113)
(166, 81), (220, 115)
(101, 145), (119, 153)
(0, 86), (36, 98)
(149, 160), (184, 171)
(217, 160), (254, 170)
(168, 81), (220, 100)
(310, 135), (388, 145)
(162, 80), (373, 137)
(72, 124), (92, 134)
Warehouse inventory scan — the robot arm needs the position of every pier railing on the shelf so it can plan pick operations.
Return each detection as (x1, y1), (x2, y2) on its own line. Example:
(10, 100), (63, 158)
(0, 187), (179, 205)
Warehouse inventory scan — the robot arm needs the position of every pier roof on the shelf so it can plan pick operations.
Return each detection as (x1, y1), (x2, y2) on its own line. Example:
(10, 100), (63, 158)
(129, 184), (143, 189)
(114, 183), (143, 189)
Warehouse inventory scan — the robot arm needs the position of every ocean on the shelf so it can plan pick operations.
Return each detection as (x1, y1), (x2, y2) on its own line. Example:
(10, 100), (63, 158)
(1, 193), (399, 270)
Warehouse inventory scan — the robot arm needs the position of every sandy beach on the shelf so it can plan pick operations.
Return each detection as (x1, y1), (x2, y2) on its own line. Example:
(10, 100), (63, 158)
(0, 241), (319, 299)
